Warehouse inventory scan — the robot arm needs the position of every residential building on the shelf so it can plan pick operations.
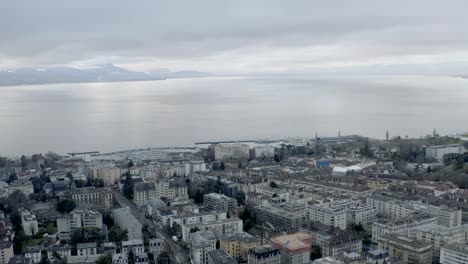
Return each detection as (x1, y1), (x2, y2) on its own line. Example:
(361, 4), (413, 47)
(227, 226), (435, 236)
(48, 176), (74, 197)
(247, 245), (281, 264)
(256, 186), (290, 204)
(133, 181), (170, 206)
(255, 206), (303, 229)
(190, 231), (216, 264)
(0, 241), (13, 264)
(112, 253), (128, 264)
(182, 217), (243, 242)
(312, 257), (344, 264)
(8, 179), (34, 197)
(366, 249), (389, 264)
(89, 165), (121, 186)
(438, 208), (462, 228)
(425, 144), (466, 161)
(46, 244), (71, 261)
(212, 144), (250, 162)
(321, 232), (362, 259)
(20, 210), (39, 236)
(148, 237), (164, 256)
(220, 232), (260, 259)
(410, 223), (468, 262)
(371, 211), (437, 243)
(377, 234), (432, 264)
(367, 195), (415, 219)
(207, 250), (237, 264)
(77, 242), (98, 257)
(253, 146), (275, 159)
(112, 208), (143, 240)
(121, 240), (145, 255)
(133, 253), (149, 264)
(168, 179), (188, 199)
(307, 200), (353, 230)
(440, 243), (468, 264)
(67, 187), (113, 208)
(346, 205), (377, 226)
(57, 209), (103, 240)
(170, 211), (227, 228)
(269, 232), (312, 264)
(185, 160), (207, 176)
(279, 203), (307, 217)
(204, 193), (237, 212)
(25, 247), (41, 264)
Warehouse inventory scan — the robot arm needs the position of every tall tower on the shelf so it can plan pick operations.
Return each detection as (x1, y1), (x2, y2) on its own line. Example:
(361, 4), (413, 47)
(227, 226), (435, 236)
(433, 128), (437, 137)
(338, 129), (341, 138)
(386, 130), (389, 141)
(315, 131), (318, 141)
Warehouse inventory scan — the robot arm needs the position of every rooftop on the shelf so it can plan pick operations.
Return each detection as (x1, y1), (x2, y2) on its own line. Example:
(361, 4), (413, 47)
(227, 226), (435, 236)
(207, 250), (237, 264)
(270, 232), (312, 251)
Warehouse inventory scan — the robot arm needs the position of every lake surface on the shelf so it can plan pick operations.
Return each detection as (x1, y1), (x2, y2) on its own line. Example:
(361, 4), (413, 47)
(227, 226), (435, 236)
(0, 75), (467, 156)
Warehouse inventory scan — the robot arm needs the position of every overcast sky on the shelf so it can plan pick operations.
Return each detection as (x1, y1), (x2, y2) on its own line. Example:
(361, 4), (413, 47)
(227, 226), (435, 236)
(2, 0), (468, 75)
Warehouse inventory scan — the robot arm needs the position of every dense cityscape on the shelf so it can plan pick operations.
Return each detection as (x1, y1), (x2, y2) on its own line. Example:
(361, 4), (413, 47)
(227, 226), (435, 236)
(0, 133), (467, 264)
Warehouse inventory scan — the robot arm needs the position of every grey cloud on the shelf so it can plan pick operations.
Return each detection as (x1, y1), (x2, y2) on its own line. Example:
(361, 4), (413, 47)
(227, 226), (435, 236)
(1, 0), (468, 73)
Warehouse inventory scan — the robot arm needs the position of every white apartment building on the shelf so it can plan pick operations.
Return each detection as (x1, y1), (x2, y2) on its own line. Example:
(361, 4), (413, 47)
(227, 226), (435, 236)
(308, 199), (358, 230)
(372, 212), (437, 243)
(203, 193), (237, 212)
(0, 241), (14, 264)
(253, 146), (275, 159)
(122, 239), (145, 255)
(57, 209), (103, 240)
(182, 217), (243, 242)
(148, 238), (164, 256)
(8, 180), (34, 197)
(411, 223), (468, 261)
(190, 231), (216, 264)
(133, 181), (169, 206)
(112, 207), (143, 240)
(347, 205), (377, 226)
(20, 209), (39, 236)
(185, 160), (207, 175)
(213, 144), (250, 162)
(68, 187), (113, 208)
(256, 185), (290, 204)
(440, 243), (468, 264)
(367, 195), (415, 219)
(25, 247), (42, 264)
(89, 165), (121, 186)
(169, 211), (227, 228)
(112, 253), (129, 264)
(438, 208), (462, 228)
(77, 242), (98, 257)
(425, 144), (466, 161)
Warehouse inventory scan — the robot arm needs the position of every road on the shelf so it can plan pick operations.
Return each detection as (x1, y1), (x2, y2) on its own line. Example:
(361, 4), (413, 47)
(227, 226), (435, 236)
(112, 189), (190, 264)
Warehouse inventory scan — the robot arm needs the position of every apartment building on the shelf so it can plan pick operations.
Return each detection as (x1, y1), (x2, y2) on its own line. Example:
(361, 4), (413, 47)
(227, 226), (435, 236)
(207, 250), (237, 264)
(307, 202), (350, 230)
(203, 193), (237, 212)
(254, 206), (303, 229)
(371, 211), (437, 243)
(182, 217), (243, 242)
(212, 144), (250, 162)
(57, 209), (103, 240)
(378, 234), (432, 264)
(67, 187), (113, 208)
(170, 211), (227, 228)
(425, 144), (466, 161)
(47, 244), (71, 261)
(25, 247), (42, 264)
(122, 240), (145, 255)
(248, 245), (281, 264)
(346, 205), (377, 226)
(367, 195), (415, 219)
(20, 209), (39, 236)
(133, 181), (169, 207)
(190, 231), (216, 264)
(0, 241), (13, 264)
(112, 207), (143, 240)
(269, 232), (312, 264)
(321, 232), (362, 259)
(440, 243), (468, 264)
(89, 165), (121, 186)
(220, 231), (260, 259)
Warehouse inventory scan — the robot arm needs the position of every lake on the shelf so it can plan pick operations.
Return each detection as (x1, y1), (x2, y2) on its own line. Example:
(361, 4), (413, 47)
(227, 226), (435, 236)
(0, 75), (467, 156)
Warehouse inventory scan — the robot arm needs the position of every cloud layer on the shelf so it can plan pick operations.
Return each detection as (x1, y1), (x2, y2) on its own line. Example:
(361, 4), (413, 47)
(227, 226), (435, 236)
(2, 0), (468, 74)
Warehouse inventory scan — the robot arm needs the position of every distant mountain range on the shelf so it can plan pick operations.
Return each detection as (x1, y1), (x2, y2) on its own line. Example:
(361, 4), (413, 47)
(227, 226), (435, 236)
(0, 64), (212, 86)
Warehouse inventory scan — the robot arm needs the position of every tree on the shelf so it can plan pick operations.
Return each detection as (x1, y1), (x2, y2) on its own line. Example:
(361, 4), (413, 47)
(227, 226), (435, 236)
(274, 154), (280, 163)
(269, 181), (278, 188)
(20, 155), (27, 168)
(66, 172), (73, 180)
(96, 254), (112, 264)
(123, 172), (134, 199)
(108, 227), (128, 242)
(190, 227), (200, 233)
(427, 166), (432, 173)
(235, 191), (246, 205)
(219, 162), (225, 171)
(194, 190), (204, 204)
(57, 199), (76, 213)
(7, 173), (17, 184)
(243, 219), (254, 231)
(128, 160), (134, 168)
(310, 246), (322, 261)
(156, 251), (171, 264)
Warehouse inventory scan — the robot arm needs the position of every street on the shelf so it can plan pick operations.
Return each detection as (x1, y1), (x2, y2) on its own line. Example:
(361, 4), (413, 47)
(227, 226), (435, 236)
(112, 189), (190, 264)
